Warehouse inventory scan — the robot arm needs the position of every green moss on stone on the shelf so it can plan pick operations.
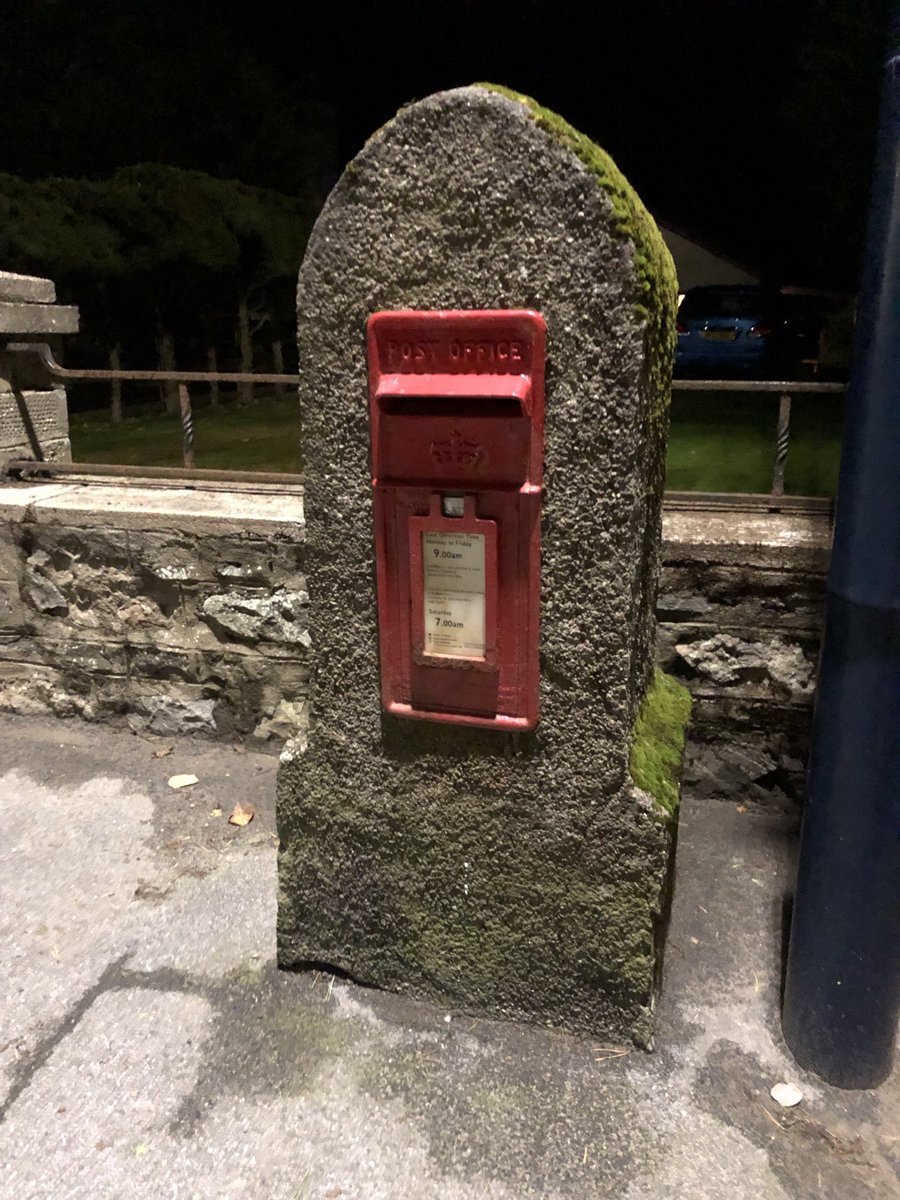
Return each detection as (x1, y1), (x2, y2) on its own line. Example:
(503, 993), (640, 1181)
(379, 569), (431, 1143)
(629, 669), (692, 818)
(474, 83), (677, 415)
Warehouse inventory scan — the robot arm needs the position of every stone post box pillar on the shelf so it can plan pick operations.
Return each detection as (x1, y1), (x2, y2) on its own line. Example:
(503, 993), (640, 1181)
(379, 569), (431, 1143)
(277, 86), (690, 1044)
(0, 271), (78, 472)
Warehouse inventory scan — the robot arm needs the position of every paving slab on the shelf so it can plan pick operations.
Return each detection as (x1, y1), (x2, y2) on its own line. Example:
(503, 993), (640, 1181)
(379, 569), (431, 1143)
(0, 713), (896, 1199)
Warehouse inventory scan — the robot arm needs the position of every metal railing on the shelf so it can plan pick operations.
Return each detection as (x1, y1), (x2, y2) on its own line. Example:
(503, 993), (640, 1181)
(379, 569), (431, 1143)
(672, 377), (846, 501)
(5, 341), (301, 476)
(3, 342), (846, 508)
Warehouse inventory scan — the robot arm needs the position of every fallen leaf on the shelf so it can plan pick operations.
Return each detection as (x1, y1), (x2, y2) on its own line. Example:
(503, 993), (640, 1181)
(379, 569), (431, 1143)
(167, 774), (199, 790)
(771, 1082), (803, 1108)
(690, 936), (700, 945)
(134, 1143), (149, 1156)
(324, 1190), (343, 1199)
(153, 746), (173, 759)
(95, 1140), (111, 1151)
(736, 804), (747, 813)
(232, 744), (247, 755)
(228, 803), (255, 827)
(210, 807), (223, 817)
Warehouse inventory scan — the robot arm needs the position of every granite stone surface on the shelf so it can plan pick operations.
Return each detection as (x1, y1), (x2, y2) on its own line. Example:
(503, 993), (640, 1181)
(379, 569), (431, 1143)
(0, 300), (79, 334)
(0, 270), (56, 304)
(277, 86), (679, 1042)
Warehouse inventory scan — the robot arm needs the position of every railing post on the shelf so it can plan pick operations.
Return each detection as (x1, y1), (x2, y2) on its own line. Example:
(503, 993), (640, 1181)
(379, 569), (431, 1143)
(206, 346), (220, 409)
(178, 383), (195, 469)
(771, 392), (792, 498)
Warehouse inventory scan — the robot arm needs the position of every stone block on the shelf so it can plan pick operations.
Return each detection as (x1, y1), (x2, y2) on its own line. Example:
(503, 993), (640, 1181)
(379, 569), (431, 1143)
(0, 302), (79, 335)
(682, 698), (814, 808)
(134, 691), (218, 736)
(0, 630), (126, 676)
(277, 85), (687, 1044)
(0, 438), (72, 471)
(0, 271), (56, 304)
(211, 536), (305, 587)
(23, 551), (70, 615)
(125, 643), (199, 683)
(658, 562), (827, 633)
(125, 529), (304, 589)
(673, 630), (817, 702)
(126, 531), (215, 584)
(43, 437), (72, 462)
(17, 480), (304, 538)
(22, 523), (131, 571)
(0, 661), (99, 720)
(17, 549), (178, 636)
(55, 637), (128, 676)
(0, 630), (37, 659)
(253, 698), (309, 742)
(201, 589), (309, 646)
(0, 529), (20, 581)
(0, 390), (69, 451)
(662, 507), (831, 573)
(0, 579), (24, 628)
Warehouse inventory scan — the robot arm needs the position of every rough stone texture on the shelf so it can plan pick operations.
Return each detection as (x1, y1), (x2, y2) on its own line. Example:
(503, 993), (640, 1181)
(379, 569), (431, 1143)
(658, 507), (830, 809)
(137, 693), (218, 735)
(0, 272), (76, 468)
(0, 582), (24, 628)
(276, 86), (679, 1044)
(0, 463), (829, 803)
(0, 270), (57, 304)
(0, 300), (79, 334)
(0, 479), (307, 743)
(676, 633), (815, 695)
(0, 388), (68, 449)
(24, 549), (70, 614)
(202, 589), (310, 646)
(254, 697), (309, 741)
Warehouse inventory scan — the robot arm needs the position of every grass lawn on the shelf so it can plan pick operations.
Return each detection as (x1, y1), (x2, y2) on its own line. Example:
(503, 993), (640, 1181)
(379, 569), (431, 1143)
(70, 390), (302, 474)
(70, 387), (844, 496)
(667, 390), (843, 495)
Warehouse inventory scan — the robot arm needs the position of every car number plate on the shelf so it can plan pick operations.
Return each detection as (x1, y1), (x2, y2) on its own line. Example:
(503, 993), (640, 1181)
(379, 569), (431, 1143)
(702, 330), (738, 341)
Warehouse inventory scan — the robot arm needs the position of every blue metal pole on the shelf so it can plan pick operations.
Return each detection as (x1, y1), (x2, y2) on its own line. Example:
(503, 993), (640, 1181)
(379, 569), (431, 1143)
(782, 9), (900, 1088)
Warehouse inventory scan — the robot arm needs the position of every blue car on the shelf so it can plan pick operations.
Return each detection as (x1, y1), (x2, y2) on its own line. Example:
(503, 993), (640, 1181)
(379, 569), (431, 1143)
(675, 286), (789, 378)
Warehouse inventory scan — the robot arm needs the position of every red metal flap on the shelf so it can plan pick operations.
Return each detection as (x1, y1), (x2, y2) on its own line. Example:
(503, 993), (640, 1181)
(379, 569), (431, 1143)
(376, 373), (532, 406)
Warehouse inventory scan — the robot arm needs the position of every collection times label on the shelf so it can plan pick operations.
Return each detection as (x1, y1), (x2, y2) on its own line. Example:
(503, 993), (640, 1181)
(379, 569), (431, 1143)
(422, 531), (486, 657)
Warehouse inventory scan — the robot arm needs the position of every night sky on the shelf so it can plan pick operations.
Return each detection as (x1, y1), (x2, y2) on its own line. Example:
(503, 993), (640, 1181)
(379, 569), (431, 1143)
(0, 0), (893, 288)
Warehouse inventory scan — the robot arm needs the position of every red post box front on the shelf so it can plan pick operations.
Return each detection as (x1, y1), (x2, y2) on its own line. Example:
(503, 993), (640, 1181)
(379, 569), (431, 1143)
(367, 310), (545, 730)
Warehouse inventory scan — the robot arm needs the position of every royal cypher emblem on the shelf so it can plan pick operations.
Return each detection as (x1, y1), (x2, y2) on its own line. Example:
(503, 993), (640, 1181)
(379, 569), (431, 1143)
(429, 430), (484, 469)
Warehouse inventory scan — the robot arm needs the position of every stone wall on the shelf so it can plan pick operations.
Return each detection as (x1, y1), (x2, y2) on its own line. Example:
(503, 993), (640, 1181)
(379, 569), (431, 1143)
(658, 506), (830, 807)
(0, 478), (307, 744)
(0, 271), (78, 469)
(0, 475), (830, 776)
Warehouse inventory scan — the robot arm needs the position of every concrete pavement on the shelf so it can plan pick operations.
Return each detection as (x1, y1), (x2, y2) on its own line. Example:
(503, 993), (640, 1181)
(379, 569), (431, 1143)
(0, 713), (897, 1199)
